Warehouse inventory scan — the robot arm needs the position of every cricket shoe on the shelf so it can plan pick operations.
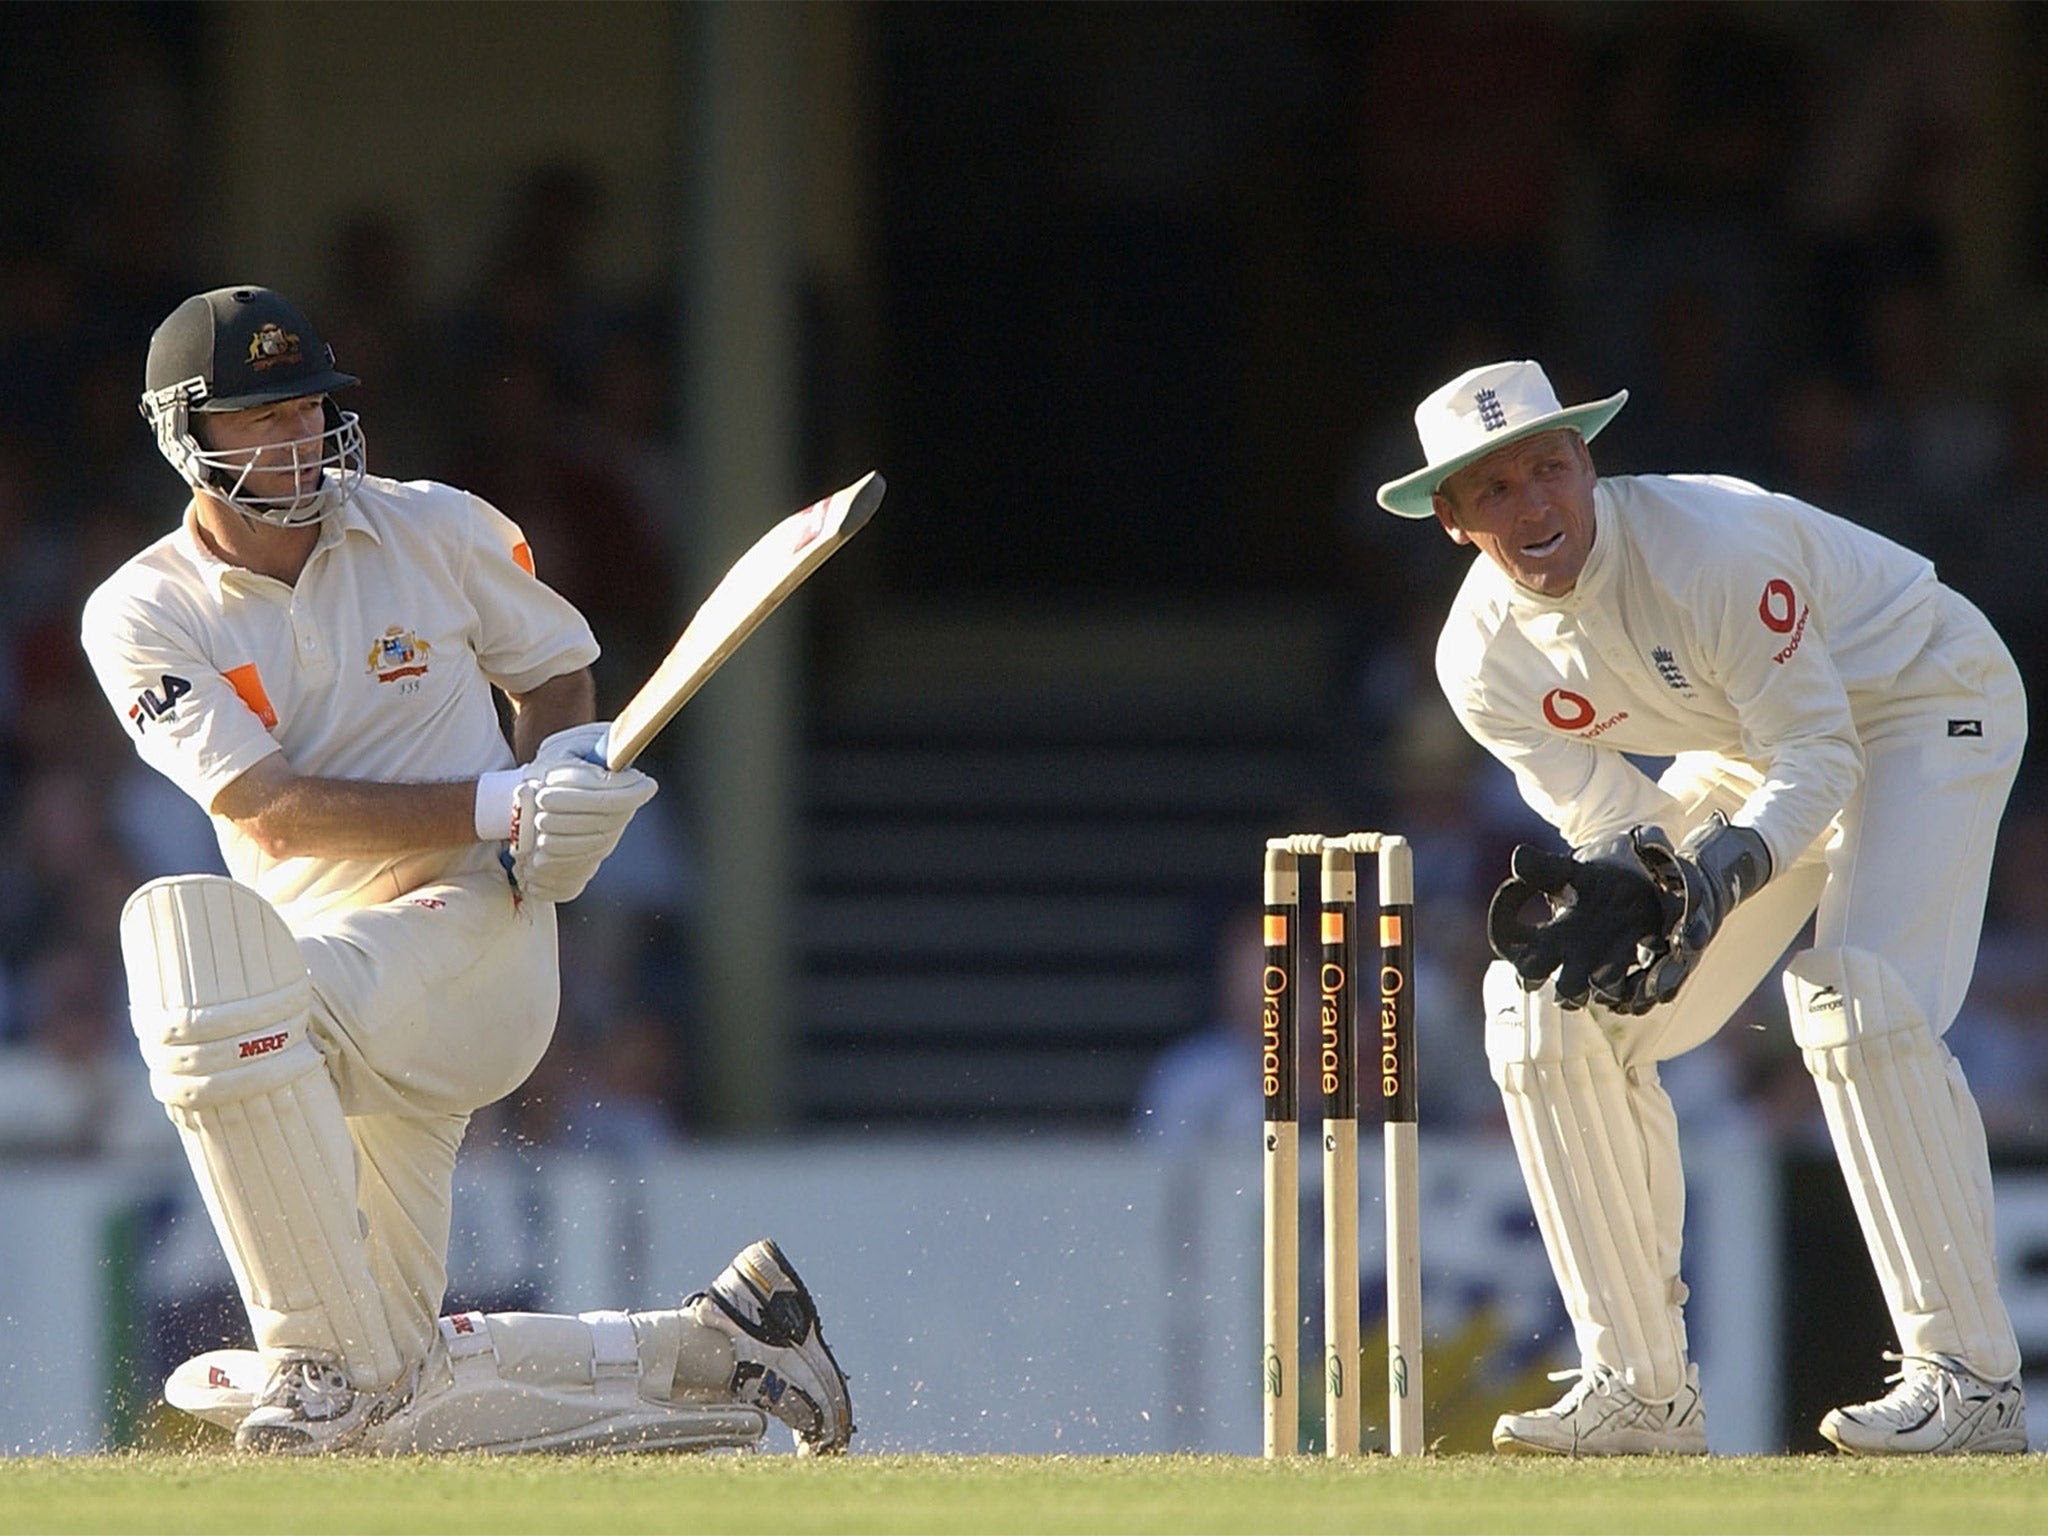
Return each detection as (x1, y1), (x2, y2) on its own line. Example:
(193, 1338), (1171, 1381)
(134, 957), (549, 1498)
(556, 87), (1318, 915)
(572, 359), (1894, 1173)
(1820, 1352), (2028, 1455)
(1493, 1363), (1708, 1456)
(235, 1356), (413, 1454)
(688, 1238), (854, 1455)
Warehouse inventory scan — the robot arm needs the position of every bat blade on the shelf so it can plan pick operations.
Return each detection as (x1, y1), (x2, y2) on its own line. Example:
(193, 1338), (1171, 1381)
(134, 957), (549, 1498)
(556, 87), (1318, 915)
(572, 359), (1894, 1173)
(602, 472), (884, 771)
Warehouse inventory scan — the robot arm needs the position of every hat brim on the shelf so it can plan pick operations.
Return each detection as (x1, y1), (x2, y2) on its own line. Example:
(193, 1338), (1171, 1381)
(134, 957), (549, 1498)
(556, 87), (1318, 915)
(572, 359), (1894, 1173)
(199, 369), (360, 412)
(1375, 390), (1629, 518)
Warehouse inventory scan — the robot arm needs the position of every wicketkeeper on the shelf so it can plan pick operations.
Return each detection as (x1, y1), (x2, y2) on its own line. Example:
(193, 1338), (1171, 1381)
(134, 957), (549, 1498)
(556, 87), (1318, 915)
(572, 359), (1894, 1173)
(79, 285), (852, 1455)
(1378, 359), (2027, 1456)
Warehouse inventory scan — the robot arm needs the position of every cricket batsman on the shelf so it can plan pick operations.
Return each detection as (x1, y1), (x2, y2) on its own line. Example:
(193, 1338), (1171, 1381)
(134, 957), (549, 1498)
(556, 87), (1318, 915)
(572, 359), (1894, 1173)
(79, 285), (852, 1455)
(1378, 359), (2028, 1456)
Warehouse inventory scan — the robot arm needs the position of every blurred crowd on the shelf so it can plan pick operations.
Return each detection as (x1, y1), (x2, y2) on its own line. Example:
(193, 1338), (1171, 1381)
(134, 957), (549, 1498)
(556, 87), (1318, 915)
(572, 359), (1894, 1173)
(4, 4), (2047, 1160)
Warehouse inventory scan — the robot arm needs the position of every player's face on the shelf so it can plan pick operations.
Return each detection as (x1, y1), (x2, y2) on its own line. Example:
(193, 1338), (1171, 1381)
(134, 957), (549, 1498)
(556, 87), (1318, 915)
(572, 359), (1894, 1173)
(197, 396), (330, 501)
(1432, 430), (1597, 598)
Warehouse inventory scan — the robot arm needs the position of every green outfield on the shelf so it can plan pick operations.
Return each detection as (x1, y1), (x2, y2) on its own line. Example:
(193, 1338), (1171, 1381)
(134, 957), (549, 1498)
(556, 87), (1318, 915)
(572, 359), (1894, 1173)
(2, 1452), (2043, 1536)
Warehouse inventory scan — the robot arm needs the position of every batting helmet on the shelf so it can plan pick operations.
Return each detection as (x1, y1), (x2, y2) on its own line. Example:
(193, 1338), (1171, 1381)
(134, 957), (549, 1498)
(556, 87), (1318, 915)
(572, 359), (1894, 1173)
(140, 286), (366, 526)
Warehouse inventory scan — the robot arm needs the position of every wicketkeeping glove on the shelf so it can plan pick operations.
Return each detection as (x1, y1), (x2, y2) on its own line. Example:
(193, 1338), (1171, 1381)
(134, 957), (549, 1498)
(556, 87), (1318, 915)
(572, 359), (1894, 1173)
(1488, 815), (1774, 1015)
(1612, 813), (1772, 1011)
(1485, 841), (1666, 1011)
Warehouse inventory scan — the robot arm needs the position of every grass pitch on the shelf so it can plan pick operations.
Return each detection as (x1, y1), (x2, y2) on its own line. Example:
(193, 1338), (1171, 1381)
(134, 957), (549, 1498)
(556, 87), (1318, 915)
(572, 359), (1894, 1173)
(3, 1451), (2044, 1535)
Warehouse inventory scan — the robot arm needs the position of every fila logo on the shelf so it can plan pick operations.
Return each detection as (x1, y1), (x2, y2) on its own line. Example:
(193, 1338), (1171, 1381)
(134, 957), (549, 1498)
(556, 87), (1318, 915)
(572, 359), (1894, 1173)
(127, 673), (192, 732)
(1949, 719), (1983, 737)
(450, 1313), (478, 1335)
(237, 1032), (289, 1059)
(207, 1365), (233, 1388)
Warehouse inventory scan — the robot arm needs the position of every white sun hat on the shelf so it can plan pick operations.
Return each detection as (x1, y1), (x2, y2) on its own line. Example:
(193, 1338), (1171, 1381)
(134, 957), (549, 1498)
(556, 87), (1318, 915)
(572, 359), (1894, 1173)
(1375, 360), (1628, 518)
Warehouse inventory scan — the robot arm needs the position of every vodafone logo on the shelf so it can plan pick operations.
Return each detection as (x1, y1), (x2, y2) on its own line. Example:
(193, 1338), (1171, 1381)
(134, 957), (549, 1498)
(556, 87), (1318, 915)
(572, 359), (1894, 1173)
(1759, 579), (1798, 634)
(1542, 686), (1629, 739)
(1542, 688), (1596, 731)
(1760, 577), (1810, 663)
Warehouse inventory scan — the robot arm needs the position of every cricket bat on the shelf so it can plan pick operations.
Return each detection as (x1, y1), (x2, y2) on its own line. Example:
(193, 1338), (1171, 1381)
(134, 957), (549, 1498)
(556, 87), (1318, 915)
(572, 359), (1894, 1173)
(602, 471), (885, 771)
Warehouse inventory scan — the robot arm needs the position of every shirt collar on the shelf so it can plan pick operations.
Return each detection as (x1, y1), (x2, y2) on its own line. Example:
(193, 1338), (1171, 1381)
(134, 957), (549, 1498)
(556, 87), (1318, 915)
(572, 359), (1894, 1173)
(1575, 480), (1616, 602)
(176, 490), (380, 598)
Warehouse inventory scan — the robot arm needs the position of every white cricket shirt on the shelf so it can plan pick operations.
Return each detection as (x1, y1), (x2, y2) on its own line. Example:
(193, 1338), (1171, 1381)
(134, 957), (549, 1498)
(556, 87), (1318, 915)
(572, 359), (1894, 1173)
(1435, 473), (1952, 867)
(82, 475), (600, 924)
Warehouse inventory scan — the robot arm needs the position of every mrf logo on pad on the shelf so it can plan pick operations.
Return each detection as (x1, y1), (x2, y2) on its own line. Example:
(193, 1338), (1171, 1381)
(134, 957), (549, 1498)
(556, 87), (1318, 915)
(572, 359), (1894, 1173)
(237, 1032), (289, 1059)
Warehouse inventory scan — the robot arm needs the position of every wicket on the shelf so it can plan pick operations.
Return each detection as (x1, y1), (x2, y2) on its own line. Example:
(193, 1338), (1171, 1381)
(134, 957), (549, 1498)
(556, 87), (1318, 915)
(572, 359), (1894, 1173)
(1262, 832), (1421, 1457)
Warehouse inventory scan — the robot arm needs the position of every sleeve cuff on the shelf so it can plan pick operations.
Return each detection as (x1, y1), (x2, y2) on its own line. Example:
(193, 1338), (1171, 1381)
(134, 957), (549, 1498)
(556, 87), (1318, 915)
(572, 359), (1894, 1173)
(474, 768), (526, 842)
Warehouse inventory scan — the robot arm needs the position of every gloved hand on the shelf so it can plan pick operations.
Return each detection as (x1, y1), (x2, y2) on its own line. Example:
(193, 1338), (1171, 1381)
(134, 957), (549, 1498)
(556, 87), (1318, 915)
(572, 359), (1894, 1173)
(1485, 841), (1665, 1010)
(475, 723), (657, 903)
(1488, 815), (1774, 1015)
(530, 720), (611, 769)
(1615, 813), (1772, 1011)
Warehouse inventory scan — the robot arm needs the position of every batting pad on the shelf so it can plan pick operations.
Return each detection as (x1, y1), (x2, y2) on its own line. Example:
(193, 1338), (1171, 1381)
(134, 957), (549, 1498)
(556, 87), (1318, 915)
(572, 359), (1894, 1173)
(121, 875), (404, 1390)
(164, 1347), (267, 1429)
(370, 1309), (764, 1454)
(1787, 946), (2019, 1379)
(1486, 962), (1692, 1401)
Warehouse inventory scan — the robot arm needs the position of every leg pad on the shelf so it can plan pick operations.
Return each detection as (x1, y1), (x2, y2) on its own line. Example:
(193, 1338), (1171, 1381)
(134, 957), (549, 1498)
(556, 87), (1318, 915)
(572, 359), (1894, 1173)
(1486, 962), (1690, 1401)
(368, 1310), (765, 1454)
(121, 876), (403, 1387)
(1787, 945), (2018, 1378)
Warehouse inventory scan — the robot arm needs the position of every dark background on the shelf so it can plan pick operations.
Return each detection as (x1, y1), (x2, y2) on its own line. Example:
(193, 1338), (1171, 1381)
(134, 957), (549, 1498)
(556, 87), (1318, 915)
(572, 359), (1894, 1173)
(7, 1), (2048, 1453)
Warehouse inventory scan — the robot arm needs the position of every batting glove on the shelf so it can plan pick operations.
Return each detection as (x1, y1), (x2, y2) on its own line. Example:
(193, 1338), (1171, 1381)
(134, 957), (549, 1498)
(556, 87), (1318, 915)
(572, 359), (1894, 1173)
(475, 733), (658, 904)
